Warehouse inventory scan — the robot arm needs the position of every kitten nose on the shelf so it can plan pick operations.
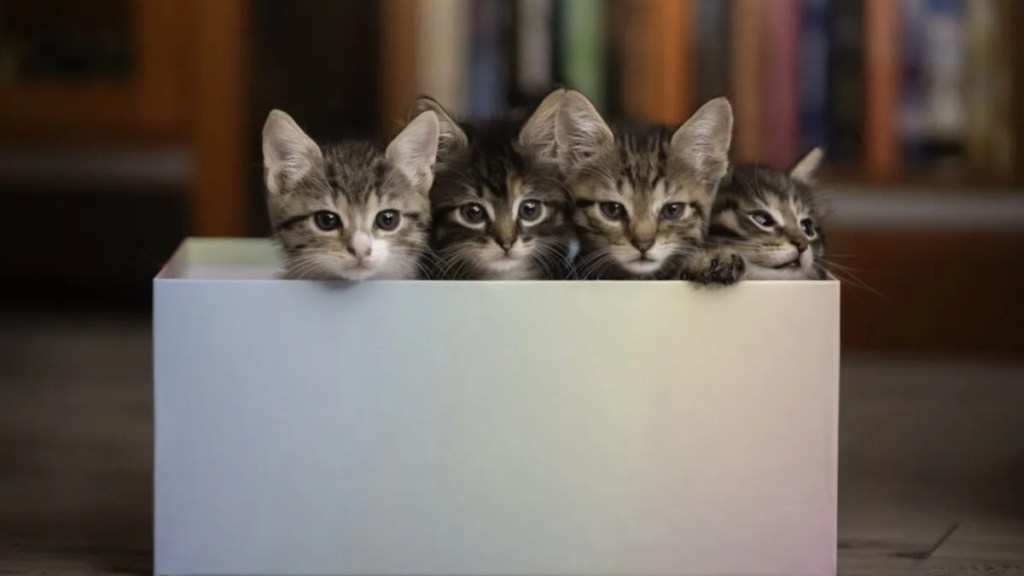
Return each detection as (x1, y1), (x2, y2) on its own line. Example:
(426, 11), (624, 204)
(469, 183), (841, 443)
(794, 240), (809, 253)
(347, 244), (372, 258)
(632, 237), (654, 254)
(347, 232), (373, 259)
(499, 239), (514, 252)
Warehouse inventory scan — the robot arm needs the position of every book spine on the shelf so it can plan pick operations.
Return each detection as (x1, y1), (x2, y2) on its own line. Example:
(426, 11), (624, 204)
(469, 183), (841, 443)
(900, 0), (928, 164)
(561, 0), (607, 111)
(829, 0), (864, 165)
(651, 0), (694, 124)
(380, 0), (420, 134)
(416, 0), (470, 115)
(865, 0), (902, 178)
(764, 0), (800, 167)
(798, 0), (830, 155)
(469, 0), (506, 118)
(516, 0), (555, 98)
(696, 0), (730, 105)
(920, 0), (966, 150)
(730, 0), (766, 161)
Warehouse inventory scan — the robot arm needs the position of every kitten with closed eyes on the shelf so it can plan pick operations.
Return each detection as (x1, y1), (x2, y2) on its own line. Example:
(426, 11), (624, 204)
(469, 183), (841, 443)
(416, 90), (575, 280)
(708, 149), (828, 280)
(554, 91), (744, 283)
(262, 109), (439, 280)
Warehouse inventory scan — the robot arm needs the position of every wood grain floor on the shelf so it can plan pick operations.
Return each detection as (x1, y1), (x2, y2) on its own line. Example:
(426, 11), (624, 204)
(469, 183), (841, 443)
(1, 311), (1022, 575)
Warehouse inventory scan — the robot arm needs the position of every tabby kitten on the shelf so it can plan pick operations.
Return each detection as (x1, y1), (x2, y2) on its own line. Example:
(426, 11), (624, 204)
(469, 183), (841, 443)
(555, 91), (743, 283)
(262, 109), (439, 280)
(709, 149), (827, 280)
(417, 90), (575, 280)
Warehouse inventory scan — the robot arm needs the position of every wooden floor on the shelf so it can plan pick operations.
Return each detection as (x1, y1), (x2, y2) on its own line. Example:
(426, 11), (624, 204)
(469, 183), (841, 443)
(0, 311), (1022, 575)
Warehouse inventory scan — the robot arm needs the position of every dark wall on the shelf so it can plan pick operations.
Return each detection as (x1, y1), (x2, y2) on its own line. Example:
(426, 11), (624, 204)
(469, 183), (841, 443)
(249, 0), (381, 236)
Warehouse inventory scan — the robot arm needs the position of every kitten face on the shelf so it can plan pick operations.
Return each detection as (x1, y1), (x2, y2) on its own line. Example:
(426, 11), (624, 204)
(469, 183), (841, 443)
(420, 91), (575, 280)
(555, 92), (733, 279)
(262, 110), (439, 280)
(709, 149), (827, 280)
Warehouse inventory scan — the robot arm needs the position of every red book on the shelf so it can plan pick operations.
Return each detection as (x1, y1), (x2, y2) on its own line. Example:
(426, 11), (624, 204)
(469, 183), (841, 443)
(764, 0), (800, 167)
(865, 0), (902, 179)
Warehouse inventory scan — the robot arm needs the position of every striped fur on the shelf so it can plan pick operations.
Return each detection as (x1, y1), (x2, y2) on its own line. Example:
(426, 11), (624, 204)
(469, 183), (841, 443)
(556, 92), (743, 283)
(262, 109), (438, 280)
(418, 92), (575, 280)
(709, 149), (827, 280)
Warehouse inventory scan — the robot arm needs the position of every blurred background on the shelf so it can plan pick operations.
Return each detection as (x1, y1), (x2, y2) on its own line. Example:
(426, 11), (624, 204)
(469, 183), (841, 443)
(0, 0), (1022, 574)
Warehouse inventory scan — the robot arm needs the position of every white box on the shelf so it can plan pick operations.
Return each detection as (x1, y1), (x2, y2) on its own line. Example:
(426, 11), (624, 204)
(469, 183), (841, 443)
(154, 238), (840, 576)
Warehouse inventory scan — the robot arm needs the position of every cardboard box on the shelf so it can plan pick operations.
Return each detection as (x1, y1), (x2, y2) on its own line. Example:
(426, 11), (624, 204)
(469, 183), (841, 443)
(154, 238), (840, 576)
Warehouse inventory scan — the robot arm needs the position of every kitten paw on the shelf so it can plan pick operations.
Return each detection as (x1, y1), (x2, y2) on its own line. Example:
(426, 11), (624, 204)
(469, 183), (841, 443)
(681, 251), (746, 286)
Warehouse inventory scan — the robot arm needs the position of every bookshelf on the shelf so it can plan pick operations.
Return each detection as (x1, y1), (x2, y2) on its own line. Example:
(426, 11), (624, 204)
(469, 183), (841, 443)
(379, 0), (1024, 189)
(0, 0), (251, 236)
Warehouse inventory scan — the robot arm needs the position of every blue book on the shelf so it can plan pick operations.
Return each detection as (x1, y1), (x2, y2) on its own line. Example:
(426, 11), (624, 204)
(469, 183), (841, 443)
(798, 0), (830, 154)
(901, 0), (929, 165)
(469, 0), (507, 119)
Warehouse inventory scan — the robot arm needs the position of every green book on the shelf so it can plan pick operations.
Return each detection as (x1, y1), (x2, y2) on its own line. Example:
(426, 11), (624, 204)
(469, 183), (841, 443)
(560, 0), (606, 111)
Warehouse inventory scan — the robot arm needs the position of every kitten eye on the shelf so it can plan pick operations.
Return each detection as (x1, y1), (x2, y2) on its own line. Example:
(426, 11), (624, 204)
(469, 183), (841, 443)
(313, 210), (341, 231)
(375, 209), (401, 231)
(599, 202), (627, 221)
(518, 200), (543, 222)
(660, 202), (686, 221)
(800, 218), (816, 236)
(749, 210), (775, 227)
(460, 203), (487, 225)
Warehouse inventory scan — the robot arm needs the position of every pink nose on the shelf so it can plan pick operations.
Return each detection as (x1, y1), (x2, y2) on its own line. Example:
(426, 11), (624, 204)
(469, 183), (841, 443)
(347, 244), (371, 258)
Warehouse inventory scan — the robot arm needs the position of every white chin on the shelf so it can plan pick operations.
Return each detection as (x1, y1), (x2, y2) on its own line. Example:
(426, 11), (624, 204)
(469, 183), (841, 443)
(487, 258), (526, 273)
(746, 264), (811, 280)
(621, 259), (664, 275)
(338, 264), (380, 281)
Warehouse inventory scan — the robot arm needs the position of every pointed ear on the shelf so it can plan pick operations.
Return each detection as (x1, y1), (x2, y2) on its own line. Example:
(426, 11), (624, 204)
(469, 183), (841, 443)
(518, 88), (565, 162)
(789, 147), (824, 184)
(409, 95), (467, 164)
(262, 110), (322, 195)
(670, 97), (734, 185)
(386, 110), (440, 193)
(555, 90), (614, 169)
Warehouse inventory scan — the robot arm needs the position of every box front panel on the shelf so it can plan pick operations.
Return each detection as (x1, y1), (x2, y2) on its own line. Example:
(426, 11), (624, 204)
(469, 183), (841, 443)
(155, 280), (839, 576)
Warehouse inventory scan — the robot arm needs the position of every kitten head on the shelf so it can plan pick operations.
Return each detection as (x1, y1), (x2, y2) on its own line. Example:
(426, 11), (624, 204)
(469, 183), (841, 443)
(262, 109), (439, 280)
(556, 91), (734, 279)
(709, 148), (827, 280)
(421, 90), (575, 280)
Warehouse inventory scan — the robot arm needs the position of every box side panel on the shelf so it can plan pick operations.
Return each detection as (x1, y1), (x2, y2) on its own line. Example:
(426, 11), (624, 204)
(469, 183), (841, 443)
(155, 281), (839, 576)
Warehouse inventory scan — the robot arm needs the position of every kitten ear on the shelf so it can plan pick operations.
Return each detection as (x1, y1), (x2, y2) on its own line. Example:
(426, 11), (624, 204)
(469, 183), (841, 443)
(262, 109), (322, 195)
(789, 147), (824, 184)
(555, 90), (614, 169)
(386, 110), (440, 193)
(518, 88), (565, 162)
(670, 97), (734, 185)
(409, 95), (468, 163)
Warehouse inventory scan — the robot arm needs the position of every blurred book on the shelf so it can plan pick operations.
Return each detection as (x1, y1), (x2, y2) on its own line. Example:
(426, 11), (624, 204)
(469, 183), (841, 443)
(652, 0), (694, 124)
(560, 0), (606, 111)
(865, 0), (900, 178)
(799, 0), (831, 155)
(903, 0), (966, 167)
(730, 0), (766, 161)
(416, 0), (470, 115)
(764, 0), (800, 167)
(515, 0), (555, 101)
(964, 0), (1013, 179)
(468, 0), (508, 119)
(374, 0), (1021, 185)
(695, 0), (730, 106)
